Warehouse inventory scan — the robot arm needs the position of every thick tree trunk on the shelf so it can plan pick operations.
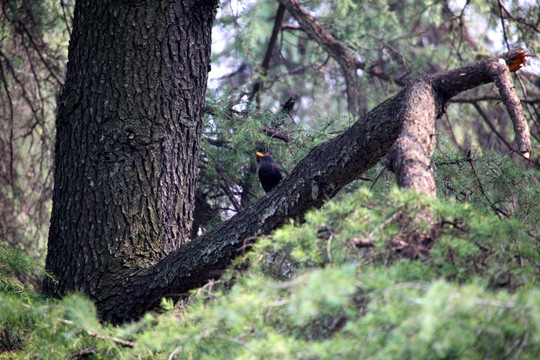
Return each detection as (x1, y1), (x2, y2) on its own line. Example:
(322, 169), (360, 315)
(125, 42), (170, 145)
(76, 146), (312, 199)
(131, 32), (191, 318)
(44, 0), (217, 302)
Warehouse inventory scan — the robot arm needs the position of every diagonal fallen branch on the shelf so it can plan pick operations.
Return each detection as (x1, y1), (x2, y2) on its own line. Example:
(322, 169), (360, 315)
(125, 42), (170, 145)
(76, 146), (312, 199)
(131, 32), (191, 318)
(97, 49), (534, 323)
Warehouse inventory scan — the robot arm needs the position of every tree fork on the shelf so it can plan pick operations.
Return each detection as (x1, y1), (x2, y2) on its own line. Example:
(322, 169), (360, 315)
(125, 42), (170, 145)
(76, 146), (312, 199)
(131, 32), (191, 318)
(105, 51), (532, 323)
(387, 49), (532, 194)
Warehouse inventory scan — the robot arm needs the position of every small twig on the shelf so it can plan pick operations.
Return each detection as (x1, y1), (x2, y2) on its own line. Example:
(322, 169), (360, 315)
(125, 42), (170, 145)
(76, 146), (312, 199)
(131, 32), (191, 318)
(215, 334), (255, 351)
(465, 150), (508, 219)
(326, 233), (334, 262)
(196, 278), (222, 297)
(451, 95), (540, 104)
(69, 347), (96, 359)
(358, 177), (373, 182)
(261, 127), (290, 142)
(236, 236), (258, 253)
(352, 210), (402, 247)
(167, 347), (182, 360)
(212, 162), (242, 212)
(59, 319), (135, 348)
(369, 166), (386, 191)
(471, 102), (516, 153)
(440, 114), (463, 152)
(497, 0), (511, 51)
(249, 4), (286, 102)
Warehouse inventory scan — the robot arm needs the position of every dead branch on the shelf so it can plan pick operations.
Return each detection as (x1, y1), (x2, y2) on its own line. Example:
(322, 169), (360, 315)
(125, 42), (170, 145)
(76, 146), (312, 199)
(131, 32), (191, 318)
(471, 102), (515, 153)
(488, 58), (532, 159)
(250, 4), (286, 102)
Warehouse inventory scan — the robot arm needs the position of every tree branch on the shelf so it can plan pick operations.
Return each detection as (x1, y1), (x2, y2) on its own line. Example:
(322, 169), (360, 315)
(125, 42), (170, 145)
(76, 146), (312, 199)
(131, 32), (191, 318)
(488, 59), (532, 159)
(451, 95), (540, 104)
(385, 79), (437, 195)
(277, 0), (364, 115)
(385, 49), (533, 193)
(471, 102), (516, 153)
(99, 50), (533, 323)
(250, 4), (286, 101)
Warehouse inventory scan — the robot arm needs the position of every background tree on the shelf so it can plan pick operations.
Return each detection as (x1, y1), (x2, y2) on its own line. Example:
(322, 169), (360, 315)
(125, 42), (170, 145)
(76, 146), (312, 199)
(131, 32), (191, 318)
(0, 0), (71, 283)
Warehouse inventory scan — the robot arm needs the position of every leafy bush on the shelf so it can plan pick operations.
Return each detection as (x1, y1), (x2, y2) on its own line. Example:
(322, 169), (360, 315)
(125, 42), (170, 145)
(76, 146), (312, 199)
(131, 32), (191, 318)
(2, 185), (539, 359)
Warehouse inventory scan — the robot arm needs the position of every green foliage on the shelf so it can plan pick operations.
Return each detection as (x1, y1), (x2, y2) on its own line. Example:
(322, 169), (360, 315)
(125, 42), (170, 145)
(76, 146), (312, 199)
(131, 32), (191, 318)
(434, 138), (540, 226)
(2, 0), (539, 357)
(4, 186), (540, 358)
(198, 91), (351, 226)
(0, 241), (56, 352)
(0, 294), (108, 358)
(0, 242), (53, 304)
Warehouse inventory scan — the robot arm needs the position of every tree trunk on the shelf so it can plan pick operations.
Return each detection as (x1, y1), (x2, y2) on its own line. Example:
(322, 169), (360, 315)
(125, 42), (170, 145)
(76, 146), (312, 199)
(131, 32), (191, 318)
(44, 0), (217, 306)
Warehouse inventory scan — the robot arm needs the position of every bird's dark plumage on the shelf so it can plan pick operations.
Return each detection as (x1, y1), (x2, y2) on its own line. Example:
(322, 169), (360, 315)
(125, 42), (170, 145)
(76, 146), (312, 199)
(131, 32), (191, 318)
(256, 152), (283, 193)
(281, 97), (296, 113)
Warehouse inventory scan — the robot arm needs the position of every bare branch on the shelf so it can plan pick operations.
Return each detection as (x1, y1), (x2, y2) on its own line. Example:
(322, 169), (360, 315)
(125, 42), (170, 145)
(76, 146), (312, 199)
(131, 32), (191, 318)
(488, 59), (532, 159)
(277, 0), (364, 115)
(261, 127), (291, 142)
(471, 102), (516, 153)
(250, 4), (287, 101)
(451, 95), (540, 104)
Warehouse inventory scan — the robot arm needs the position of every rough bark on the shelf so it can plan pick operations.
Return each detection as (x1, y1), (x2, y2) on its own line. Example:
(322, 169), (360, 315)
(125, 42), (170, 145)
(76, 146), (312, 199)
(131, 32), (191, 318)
(386, 51), (532, 195)
(386, 79), (437, 195)
(488, 59), (531, 159)
(44, 0), (217, 298)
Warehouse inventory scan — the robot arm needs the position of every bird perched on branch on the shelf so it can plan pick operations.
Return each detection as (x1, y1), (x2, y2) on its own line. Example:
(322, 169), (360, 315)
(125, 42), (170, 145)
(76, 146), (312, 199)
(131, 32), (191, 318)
(256, 151), (283, 193)
(281, 97), (296, 113)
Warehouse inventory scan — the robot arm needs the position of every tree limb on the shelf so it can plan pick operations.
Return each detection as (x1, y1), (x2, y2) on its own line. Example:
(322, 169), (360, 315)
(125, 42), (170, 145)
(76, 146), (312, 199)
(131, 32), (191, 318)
(277, 0), (364, 115)
(488, 59), (532, 159)
(98, 50), (533, 323)
(384, 49), (533, 193)
(451, 95), (540, 104)
(250, 4), (286, 101)
(385, 79), (437, 195)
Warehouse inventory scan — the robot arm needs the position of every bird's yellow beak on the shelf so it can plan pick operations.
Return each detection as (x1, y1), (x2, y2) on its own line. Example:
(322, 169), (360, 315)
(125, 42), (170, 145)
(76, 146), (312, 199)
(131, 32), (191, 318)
(256, 152), (265, 158)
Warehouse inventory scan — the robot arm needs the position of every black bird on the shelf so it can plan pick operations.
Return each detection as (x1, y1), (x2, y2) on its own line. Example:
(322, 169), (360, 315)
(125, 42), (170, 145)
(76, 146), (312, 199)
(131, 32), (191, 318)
(256, 152), (283, 193)
(281, 97), (296, 113)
